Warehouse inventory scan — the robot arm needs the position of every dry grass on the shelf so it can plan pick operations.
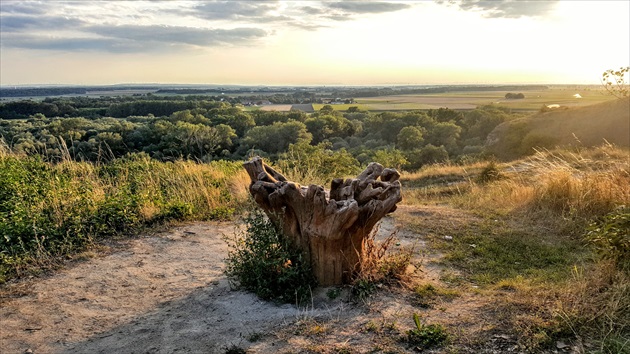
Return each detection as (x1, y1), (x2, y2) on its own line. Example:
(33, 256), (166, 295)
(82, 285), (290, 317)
(396, 144), (629, 351)
(0, 152), (251, 282)
(352, 224), (415, 299)
(400, 161), (489, 205)
(555, 262), (630, 353)
(455, 145), (629, 223)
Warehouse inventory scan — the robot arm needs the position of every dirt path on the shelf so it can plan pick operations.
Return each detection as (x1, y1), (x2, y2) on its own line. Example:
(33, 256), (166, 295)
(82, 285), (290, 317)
(1, 222), (309, 354)
(1, 207), (523, 354)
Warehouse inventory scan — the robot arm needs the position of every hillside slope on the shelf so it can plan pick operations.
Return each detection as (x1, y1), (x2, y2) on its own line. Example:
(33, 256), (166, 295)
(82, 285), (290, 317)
(486, 97), (630, 159)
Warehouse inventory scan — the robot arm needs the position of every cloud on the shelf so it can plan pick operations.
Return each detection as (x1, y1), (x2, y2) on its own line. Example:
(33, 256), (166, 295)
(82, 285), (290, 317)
(0, 14), (85, 32)
(86, 24), (267, 47)
(1, 25), (268, 52)
(1, 35), (141, 53)
(326, 2), (410, 14)
(0, 1), (51, 15)
(0, 1), (413, 53)
(191, 1), (280, 21)
(438, 0), (559, 18)
(0, 1), (269, 53)
(300, 6), (324, 15)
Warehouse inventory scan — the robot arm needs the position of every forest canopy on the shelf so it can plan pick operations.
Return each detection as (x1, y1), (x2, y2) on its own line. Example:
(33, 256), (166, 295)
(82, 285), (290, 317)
(0, 95), (522, 171)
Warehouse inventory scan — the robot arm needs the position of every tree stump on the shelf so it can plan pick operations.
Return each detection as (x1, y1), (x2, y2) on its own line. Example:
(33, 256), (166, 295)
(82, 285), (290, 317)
(243, 157), (402, 286)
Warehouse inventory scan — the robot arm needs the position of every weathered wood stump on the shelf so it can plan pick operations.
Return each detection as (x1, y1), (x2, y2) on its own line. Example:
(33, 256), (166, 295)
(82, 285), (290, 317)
(243, 157), (402, 286)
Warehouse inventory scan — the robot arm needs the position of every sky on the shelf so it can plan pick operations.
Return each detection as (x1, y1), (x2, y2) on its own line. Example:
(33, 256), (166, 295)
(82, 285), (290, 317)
(1, 0), (629, 86)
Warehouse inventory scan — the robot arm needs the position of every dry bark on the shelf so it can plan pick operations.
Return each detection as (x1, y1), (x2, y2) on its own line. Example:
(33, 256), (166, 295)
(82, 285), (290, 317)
(243, 157), (402, 285)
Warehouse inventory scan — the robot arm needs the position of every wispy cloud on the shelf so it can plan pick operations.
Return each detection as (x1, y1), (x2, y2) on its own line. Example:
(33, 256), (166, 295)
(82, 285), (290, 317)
(0, 1), (269, 53)
(0, 1), (51, 15)
(2, 24), (267, 53)
(88, 24), (267, 48)
(438, 0), (560, 18)
(191, 1), (280, 20)
(326, 2), (410, 15)
(2, 35), (139, 53)
(0, 14), (85, 32)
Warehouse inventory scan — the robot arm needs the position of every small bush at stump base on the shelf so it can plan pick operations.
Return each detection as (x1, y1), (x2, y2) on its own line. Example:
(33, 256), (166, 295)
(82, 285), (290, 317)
(224, 209), (316, 304)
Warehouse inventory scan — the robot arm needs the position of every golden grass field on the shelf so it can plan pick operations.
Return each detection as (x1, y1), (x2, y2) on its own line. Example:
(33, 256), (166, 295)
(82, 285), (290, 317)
(309, 86), (618, 112)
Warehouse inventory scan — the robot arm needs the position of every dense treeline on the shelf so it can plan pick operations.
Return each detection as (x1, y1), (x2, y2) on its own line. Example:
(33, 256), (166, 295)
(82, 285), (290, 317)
(0, 96), (522, 171)
(0, 86), (162, 98)
(0, 95), (233, 119)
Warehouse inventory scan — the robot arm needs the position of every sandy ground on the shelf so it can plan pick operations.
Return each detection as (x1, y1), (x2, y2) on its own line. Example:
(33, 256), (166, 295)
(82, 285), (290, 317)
(1, 208), (529, 354)
(1, 222), (309, 354)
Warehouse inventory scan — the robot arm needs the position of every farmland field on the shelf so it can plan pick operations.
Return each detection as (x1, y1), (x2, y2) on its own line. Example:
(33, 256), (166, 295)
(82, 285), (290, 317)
(354, 87), (616, 111)
(243, 104), (294, 112)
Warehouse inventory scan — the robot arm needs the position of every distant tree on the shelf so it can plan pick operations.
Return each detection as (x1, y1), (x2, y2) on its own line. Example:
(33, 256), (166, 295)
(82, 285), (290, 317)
(426, 122), (461, 151)
(170, 110), (211, 125)
(305, 115), (354, 144)
(371, 148), (408, 170)
(364, 112), (409, 144)
(505, 93), (525, 99)
(405, 144), (449, 170)
(427, 107), (464, 124)
(319, 104), (335, 114)
(94, 132), (125, 157)
(224, 112), (255, 136)
(462, 107), (510, 141)
(242, 121), (312, 154)
(277, 141), (360, 183)
(397, 126), (425, 151)
(251, 110), (289, 126)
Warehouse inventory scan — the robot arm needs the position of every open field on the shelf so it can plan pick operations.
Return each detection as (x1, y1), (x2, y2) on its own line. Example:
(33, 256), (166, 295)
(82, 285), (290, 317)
(290, 87), (618, 112)
(242, 104), (295, 112)
(355, 87), (616, 111)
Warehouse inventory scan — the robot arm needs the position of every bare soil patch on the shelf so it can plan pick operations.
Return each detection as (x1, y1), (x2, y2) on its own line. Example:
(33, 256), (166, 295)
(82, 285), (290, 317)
(1, 206), (533, 354)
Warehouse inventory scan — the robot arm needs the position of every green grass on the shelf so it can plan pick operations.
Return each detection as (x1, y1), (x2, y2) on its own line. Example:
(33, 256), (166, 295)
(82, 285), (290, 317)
(414, 283), (459, 308)
(405, 313), (449, 349)
(400, 145), (629, 351)
(437, 219), (586, 285)
(0, 152), (250, 283)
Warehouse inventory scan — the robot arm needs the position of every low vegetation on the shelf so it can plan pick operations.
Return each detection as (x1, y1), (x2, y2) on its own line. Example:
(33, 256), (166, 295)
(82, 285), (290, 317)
(401, 143), (629, 352)
(1, 89), (628, 352)
(224, 209), (317, 304)
(0, 96), (523, 170)
(406, 313), (449, 349)
(0, 148), (249, 283)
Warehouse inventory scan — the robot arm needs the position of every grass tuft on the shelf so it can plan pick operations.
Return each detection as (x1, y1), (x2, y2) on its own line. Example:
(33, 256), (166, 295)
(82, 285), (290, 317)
(351, 224), (414, 300)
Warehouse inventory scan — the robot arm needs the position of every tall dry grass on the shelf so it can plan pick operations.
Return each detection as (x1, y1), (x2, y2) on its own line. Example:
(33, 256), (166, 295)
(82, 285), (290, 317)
(452, 144), (630, 351)
(400, 144), (629, 350)
(0, 151), (251, 282)
(456, 145), (629, 223)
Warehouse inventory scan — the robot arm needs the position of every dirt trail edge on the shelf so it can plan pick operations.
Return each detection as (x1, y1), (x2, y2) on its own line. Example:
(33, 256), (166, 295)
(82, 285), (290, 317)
(0, 222), (309, 354)
(2, 208), (523, 354)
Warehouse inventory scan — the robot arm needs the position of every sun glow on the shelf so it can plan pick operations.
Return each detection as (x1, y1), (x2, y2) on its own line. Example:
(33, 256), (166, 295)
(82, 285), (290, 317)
(0, 1), (628, 85)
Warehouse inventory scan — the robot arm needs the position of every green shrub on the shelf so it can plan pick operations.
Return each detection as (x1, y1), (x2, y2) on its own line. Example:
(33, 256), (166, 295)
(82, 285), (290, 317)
(586, 206), (630, 272)
(476, 161), (503, 184)
(159, 201), (193, 221)
(90, 189), (140, 237)
(224, 209), (316, 304)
